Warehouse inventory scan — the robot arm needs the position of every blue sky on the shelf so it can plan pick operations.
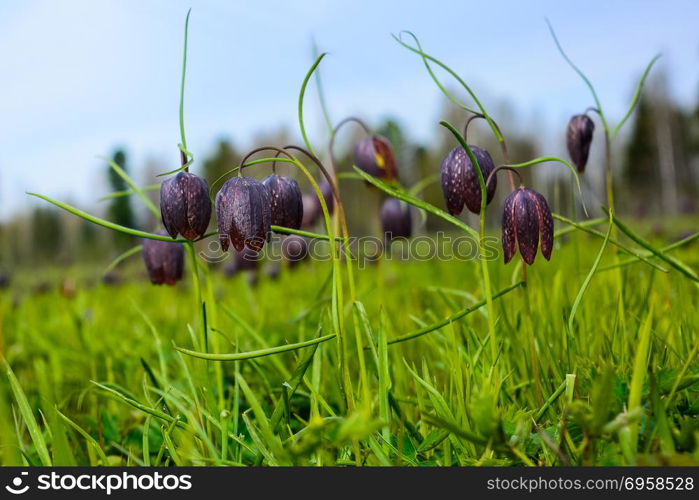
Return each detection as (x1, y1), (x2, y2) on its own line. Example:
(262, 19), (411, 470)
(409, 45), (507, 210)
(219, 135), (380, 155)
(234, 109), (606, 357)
(2, 0), (698, 220)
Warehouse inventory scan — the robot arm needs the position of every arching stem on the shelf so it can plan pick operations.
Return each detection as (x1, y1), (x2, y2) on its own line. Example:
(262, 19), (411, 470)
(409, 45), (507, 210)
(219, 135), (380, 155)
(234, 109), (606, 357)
(231, 145), (357, 413)
(285, 145), (372, 408)
(328, 117), (372, 175)
(463, 114), (515, 191)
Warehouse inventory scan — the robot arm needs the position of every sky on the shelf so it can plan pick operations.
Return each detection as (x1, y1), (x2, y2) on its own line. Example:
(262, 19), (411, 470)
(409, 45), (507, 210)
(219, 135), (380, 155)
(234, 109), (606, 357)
(1, 0), (698, 221)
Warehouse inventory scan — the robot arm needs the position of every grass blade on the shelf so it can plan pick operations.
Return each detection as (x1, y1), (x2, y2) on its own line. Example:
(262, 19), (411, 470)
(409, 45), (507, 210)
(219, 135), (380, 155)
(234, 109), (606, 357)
(627, 305), (654, 453)
(553, 213), (667, 272)
(611, 55), (661, 138)
(100, 156), (159, 217)
(3, 359), (52, 466)
(568, 214), (613, 333)
(609, 212), (699, 282)
(103, 244), (143, 275)
(91, 381), (183, 429)
(56, 408), (109, 466)
(386, 282), (523, 346)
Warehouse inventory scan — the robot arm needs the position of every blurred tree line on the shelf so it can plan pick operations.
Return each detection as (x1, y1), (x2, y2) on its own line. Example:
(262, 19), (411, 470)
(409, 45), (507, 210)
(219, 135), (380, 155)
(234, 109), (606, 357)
(1, 75), (697, 272)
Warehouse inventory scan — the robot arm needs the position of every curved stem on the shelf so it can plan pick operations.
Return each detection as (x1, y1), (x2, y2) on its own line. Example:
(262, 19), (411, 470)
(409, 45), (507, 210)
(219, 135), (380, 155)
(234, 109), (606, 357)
(328, 116), (372, 177)
(463, 113), (484, 140)
(298, 53), (327, 158)
(396, 31), (478, 114)
(546, 18), (608, 132)
(486, 166), (523, 188)
(231, 145), (356, 411)
(312, 39), (334, 134)
(464, 114), (515, 190)
(395, 31), (503, 143)
(298, 53), (369, 416)
(611, 54), (661, 139)
(505, 156), (588, 216)
(284, 144), (371, 408)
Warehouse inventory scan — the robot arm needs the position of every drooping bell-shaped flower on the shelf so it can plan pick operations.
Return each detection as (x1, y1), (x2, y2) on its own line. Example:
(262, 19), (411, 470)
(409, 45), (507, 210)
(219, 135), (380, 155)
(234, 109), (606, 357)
(160, 171), (212, 241)
(215, 177), (271, 252)
(380, 197), (412, 244)
(440, 145), (497, 215)
(355, 135), (398, 181)
(142, 232), (185, 285)
(281, 234), (309, 267)
(501, 187), (554, 265)
(566, 114), (595, 173)
(262, 174), (303, 230)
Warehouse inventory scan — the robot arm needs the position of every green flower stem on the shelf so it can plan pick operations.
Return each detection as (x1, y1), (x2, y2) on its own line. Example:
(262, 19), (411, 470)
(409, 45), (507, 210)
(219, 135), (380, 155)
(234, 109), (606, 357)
(504, 156), (587, 216)
(395, 32), (502, 144)
(548, 19), (659, 351)
(440, 120), (498, 372)
(222, 146), (352, 413)
(546, 18), (608, 130)
(179, 9), (191, 156)
(298, 55), (369, 415)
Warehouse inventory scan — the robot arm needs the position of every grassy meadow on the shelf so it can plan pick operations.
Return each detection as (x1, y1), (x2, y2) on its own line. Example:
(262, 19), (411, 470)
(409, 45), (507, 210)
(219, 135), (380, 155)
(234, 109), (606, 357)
(1, 215), (698, 466)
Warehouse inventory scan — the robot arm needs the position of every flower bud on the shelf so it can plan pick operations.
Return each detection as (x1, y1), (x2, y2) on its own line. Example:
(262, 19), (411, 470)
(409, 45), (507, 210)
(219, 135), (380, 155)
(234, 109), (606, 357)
(160, 172), (212, 240)
(355, 135), (398, 180)
(215, 177), (271, 252)
(380, 197), (412, 244)
(566, 114), (595, 173)
(142, 232), (184, 285)
(262, 174), (303, 230)
(501, 187), (553, 265)
(440, 146), (497, 215)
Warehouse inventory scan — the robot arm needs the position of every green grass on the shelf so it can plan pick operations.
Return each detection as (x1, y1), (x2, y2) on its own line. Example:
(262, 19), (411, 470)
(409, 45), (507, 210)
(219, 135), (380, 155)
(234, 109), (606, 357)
(1, 222), (698, 466)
